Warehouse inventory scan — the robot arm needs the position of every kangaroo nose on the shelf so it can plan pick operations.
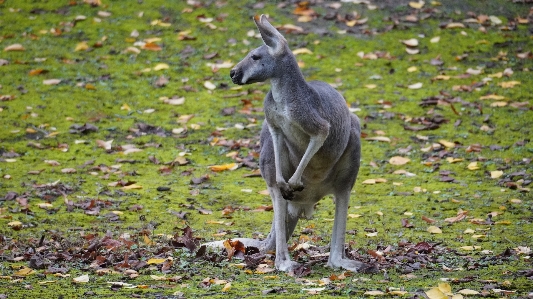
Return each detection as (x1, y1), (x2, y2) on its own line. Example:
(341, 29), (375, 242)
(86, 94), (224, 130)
(230, 69), (235, 78)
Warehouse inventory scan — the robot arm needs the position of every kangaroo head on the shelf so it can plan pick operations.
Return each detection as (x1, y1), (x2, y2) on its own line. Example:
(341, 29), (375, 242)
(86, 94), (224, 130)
(230, 15), (289, 85)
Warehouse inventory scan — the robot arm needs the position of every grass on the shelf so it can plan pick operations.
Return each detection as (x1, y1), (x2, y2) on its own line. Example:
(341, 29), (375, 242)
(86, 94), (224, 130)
(0, 0), (532, 298)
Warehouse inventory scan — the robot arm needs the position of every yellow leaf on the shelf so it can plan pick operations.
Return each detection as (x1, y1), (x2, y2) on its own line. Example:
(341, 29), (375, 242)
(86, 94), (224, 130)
(362, 179), (376, 185)
(509, 198), (522, 204)
(8, 221), (23, 229)
(292, 48), (313, 55)
(479, 94), (505, 101)
(409, 1), (425, 9)
(446, 157), (463, 163)
(446, 22), (465, 28)
(365, 84), (377, 89)
(467, 162), (480, 170)
(438, 283), (452, 295)
(74, 41), (89, 52)
(222, 282), (232, 292)
(490, 101), (507, 107)
(364, 290), (385, 295)
(85, 83), (96, 90)
(438, 139), (455, 148)
(147, 258), (167, 264)
(498, 81), (520, 88)
(407, 66), (418, 72)
(389, 156), (410, 165)
(43, 79), (62, 85)
(122, 184), (143, 190)
(209, 163), (238, 172)
(121, 103), (131, 111)
(433, 75), (450, 80)
(490, 170), (503, 179)
(38, 203), (53, 209)
(427, 226), (442, 234)
(14, 267), (35, 276)
(143, 235), (155, 245)
(4, 44), (25, 51)
(150, 275), (168, 281)
(153, 63), (169, 71)
(460, 246), (481, 251)
(458, 289), (480, 295)
(425, 287), (447, 299)
(348, 214), (362, 218)
(72, 274), (90, 283)
(365, 232), (378, 237)
(472, 234), (486, 239)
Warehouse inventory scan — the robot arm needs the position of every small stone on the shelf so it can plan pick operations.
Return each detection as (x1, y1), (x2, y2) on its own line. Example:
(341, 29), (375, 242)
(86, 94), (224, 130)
(157, 186), (171, 192)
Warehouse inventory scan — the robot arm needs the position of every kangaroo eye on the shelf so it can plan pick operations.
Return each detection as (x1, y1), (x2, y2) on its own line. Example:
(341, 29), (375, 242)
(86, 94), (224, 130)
(251, 54), (261, 61)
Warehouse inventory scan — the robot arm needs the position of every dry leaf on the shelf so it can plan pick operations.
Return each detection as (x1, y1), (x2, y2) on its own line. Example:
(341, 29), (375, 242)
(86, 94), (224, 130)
(458, 289), (479, 295)
(153, 63), (169, 71)
(147, 258), (167, 264)
(498, 81), (520, 88)
(490, 170), (503, 179)
(438, 139), (455, 148)
(14, 267), (35, 276)
(427, 226), (442, 234)
(402, 38), (419, 47)
(408, 82), (423, 89)
(209, 163), (238, 172)
(74, 41), (89, 52)
(446, 22), (465, 28)
(389, 156), (411, 165)
(73, 274), (90, 283)
(409, 1), (425, 9)
(43, 79), (61, 85)
(467, 162), (480, 170)
(204, 81), (216, 90)
(430, 36), (440, 43)
(4, 44), (25, 51)
(292, 48), (313, 55)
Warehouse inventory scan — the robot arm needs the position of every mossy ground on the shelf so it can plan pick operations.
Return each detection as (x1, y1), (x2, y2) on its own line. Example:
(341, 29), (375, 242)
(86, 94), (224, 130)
(0, 1), (532, 298)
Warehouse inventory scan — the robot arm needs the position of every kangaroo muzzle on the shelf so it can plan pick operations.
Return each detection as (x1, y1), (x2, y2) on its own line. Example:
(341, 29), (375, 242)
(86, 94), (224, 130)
(230, 68), (244, 85)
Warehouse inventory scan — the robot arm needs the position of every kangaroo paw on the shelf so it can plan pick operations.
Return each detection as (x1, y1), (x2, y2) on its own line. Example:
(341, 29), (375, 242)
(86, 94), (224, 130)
(279, 183), (295, 200)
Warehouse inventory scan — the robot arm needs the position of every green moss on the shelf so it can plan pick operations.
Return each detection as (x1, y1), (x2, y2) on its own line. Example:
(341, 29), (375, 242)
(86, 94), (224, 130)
(1, 0), (532, 297)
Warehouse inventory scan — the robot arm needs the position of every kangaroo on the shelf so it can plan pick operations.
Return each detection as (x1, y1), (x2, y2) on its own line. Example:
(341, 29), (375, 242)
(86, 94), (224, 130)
(213, 15), (369, 272)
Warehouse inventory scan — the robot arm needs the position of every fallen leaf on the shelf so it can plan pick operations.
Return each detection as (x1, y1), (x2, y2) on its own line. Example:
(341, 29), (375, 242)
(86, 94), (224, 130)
(498, 81), (520, 88)
(408, 82), (423, 89)
(292, 48), (313, 55)
(209, 163), (238, 172)
(147, 258), (167, 264)
(153, 63), (169, 71)
(4, 44), (25, 51)
(204, 81), (216, 90)
(458, 289), (479, 295)
(402, 38), (419, 47)
(43, 79), (61, 85)
(14, 267), (35, 276)
(490, 170), (503, 179)
(467, 162), (480, 170)
(74, 41), (89, 52)
(409, 1), (425, 9)
(364, 290), (385, 295)
(389, 156), (410, 165)
(73, 274), (90, 283)
(430, 36), (440, 43)
(438, 139), (455, 148)
(446, 22), (465, 28)
(427, 226), (442, 234)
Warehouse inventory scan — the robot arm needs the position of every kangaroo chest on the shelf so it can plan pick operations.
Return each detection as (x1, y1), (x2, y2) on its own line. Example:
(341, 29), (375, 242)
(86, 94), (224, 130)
(265, 100), (310, 150)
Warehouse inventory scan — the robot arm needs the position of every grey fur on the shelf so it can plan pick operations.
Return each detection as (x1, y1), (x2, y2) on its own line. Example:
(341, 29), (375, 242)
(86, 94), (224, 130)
(213, 15), (369, 272)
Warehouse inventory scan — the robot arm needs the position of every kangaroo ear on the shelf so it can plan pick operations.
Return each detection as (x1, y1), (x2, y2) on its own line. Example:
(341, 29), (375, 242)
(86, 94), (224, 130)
(254, 15), (287, 56)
